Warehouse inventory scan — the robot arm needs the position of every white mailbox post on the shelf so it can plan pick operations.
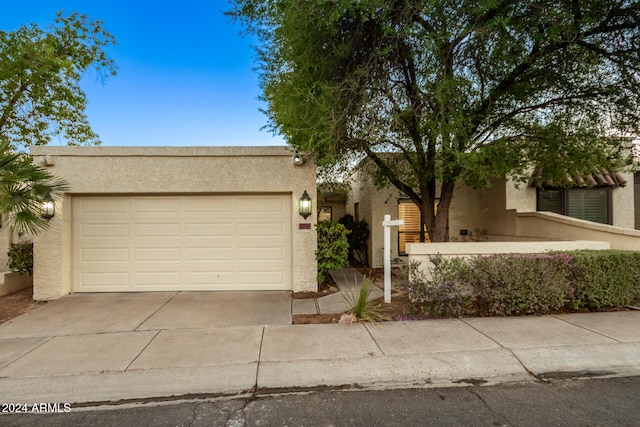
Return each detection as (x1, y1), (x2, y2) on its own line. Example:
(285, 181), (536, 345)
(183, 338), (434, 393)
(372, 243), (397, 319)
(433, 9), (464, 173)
(382, 214), (404, 303)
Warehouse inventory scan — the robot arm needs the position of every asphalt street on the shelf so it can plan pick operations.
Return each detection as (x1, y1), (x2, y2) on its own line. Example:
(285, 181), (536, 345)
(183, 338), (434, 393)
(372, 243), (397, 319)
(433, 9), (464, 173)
(2, 376), (639, 426)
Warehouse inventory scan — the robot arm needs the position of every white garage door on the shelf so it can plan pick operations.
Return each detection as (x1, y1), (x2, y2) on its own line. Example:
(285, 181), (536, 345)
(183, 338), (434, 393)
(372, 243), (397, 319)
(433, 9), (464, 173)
(72, 195), (292, 292)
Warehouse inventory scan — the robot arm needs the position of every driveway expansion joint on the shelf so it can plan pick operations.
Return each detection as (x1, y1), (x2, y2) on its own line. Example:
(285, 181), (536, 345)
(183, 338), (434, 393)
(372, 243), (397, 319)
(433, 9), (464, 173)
(125, 330), (161, 371)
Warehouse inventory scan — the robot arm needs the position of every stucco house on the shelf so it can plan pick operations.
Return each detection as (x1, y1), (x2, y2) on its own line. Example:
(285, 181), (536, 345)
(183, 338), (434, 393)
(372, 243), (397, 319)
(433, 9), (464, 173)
(346, 165), (640, 268)
(28, 146), (318, 300)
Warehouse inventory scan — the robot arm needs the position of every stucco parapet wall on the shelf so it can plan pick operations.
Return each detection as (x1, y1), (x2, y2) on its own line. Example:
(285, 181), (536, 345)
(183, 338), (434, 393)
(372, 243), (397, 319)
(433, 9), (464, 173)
(517, 211), (640, 237)
(406, 240), (611, 280)
(30, 146), (296, 159)
(406, 240), (610, 257)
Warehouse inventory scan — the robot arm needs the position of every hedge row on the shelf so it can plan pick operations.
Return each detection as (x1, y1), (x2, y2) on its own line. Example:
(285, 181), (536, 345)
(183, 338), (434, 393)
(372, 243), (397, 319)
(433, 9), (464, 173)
(402, 250), (640, 317)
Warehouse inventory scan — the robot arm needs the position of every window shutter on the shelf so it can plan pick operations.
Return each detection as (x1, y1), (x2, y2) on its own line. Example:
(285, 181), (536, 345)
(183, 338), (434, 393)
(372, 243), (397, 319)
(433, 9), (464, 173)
(538, 189), (563, 214)
(398, 201), (430, 253)
(398, 202), (421, 232)
(567, 189), (610, 224)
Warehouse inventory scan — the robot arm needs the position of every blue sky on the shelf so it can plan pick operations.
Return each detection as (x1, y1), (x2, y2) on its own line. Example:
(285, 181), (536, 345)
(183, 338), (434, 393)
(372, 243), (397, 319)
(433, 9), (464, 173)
(0, 1), (286, 147)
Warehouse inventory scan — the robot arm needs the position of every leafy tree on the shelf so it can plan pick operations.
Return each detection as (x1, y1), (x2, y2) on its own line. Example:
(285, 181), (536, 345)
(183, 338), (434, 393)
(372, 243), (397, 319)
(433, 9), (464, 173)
(229, 0), (640, 241)
(0, 11), (117, 150)
(0, 140), (69, 234)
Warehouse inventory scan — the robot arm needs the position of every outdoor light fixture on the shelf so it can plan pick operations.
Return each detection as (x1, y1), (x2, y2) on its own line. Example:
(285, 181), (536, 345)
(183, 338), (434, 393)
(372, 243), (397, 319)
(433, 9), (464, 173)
(292, 152), (303, 165)
(41, 195), (55, 219)
(299, 190), (312, 219)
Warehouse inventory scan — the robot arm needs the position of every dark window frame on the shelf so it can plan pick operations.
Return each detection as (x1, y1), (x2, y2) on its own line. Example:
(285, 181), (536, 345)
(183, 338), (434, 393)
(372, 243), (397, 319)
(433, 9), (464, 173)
(536, 187), (613, 225)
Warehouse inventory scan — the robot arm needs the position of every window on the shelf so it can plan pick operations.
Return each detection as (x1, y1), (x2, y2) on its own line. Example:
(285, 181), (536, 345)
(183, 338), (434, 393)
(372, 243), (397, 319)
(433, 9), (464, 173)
(319, 206), (332, 222)
(354, 202), (360, 222)
(537, 187), (612, 225)
(397, 199), (438, 254)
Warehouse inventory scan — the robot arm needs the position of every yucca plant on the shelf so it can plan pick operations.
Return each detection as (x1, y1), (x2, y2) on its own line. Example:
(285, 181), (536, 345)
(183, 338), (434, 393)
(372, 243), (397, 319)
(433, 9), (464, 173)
(0, 140), (69, 234)
(342, 275), (391, 323)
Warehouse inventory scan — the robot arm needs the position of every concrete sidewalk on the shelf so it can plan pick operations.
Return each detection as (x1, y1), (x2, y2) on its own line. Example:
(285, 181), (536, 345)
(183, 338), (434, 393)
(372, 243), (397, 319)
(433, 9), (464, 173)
(0, 281), (639, 405)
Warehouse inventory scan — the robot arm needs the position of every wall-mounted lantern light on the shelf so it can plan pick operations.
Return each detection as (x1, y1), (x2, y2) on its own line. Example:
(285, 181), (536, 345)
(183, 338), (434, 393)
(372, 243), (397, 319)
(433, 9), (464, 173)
(299, 190), (312, 219)
(41, 195), (55, 219)
(293, 152), (303, 165)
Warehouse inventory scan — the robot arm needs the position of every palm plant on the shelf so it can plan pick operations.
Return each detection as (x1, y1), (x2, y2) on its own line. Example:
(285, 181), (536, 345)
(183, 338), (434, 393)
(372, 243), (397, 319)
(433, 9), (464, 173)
(0, 140), (68, 234)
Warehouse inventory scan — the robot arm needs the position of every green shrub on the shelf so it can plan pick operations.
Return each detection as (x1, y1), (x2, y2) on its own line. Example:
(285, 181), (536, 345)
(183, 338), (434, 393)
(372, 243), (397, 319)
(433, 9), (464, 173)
(402, 258), (473, 318)
(8, 241), (33, 275)
(567, 250), (640, 310)
(401, 251), (640, 318)
(316, 220), (350, 283)
(470, 254), (574, 316)
(338, 214), (370, 264)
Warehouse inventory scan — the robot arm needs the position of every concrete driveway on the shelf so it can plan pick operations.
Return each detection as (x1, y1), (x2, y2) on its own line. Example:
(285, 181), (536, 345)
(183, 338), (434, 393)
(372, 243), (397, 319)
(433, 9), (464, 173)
(1, 289), (639, 406)
(0, 291), (292, 338)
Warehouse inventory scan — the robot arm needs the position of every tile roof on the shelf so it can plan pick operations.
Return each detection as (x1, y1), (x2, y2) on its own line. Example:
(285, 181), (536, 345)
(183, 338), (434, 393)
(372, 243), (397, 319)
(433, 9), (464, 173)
(531, 168), (627, 188)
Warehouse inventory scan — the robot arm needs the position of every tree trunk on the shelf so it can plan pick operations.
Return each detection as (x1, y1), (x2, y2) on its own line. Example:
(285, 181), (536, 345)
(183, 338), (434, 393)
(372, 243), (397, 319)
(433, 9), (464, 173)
(422, 180), (455, 242)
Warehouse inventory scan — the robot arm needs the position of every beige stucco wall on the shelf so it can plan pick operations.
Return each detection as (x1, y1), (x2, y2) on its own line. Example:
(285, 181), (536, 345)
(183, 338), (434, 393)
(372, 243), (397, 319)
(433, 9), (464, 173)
(407, 240), (611, 279)
(510, 211), (640, 250)
(346, 169), (405, 268)
(346, 169), (495, 267)
(30, 146), (318, 300)
(318, 200), (346, 222)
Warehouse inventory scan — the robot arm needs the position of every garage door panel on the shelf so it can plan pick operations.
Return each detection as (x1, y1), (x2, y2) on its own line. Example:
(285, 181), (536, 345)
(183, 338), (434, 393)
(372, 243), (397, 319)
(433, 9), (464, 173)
(80, 272), (130, 288)
(133, 198), (181, 214)
(79, 248), (129, 263)
(185, 197), (234, 213)
(134, 223), (182, 237)
(135, 272), (182, 286)
(238, 271), (287, 287)
(237, 247), (286, 262)
(238, 222), (285, 237)
(80, 223), (129, 238)
(186, 271), (234, 285)
(134, 247), (182, 261)
(185, 247), (234, 261)
(73, 195), (291, 292)
(185, 222), (234, 237)
(78, 198), (129, 215)
(237, 197), (286, 215)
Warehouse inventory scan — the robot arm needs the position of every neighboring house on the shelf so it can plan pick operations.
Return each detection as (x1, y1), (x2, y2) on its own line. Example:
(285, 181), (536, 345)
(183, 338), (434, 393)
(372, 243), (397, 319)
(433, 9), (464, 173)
(317, 183), (348, 222)
(346, 164), (640, 268)
(29, 146), (318, 300)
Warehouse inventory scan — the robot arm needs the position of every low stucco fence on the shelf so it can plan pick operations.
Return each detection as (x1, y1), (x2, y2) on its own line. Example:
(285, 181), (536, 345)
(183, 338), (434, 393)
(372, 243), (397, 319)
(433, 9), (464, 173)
(405, 240), (611, 280)
(0, 272), (32, 297)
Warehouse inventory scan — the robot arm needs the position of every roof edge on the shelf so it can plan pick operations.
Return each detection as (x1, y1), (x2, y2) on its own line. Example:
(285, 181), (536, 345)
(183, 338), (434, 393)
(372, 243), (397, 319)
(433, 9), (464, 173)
(30, 146), (295, 158)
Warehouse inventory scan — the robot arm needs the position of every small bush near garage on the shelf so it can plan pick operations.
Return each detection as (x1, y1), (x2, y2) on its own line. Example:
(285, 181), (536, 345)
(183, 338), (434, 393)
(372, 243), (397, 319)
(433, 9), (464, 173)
(8, 241), (33, 275)
(316, 221), (350, 283)
(402, 251), (640, 318)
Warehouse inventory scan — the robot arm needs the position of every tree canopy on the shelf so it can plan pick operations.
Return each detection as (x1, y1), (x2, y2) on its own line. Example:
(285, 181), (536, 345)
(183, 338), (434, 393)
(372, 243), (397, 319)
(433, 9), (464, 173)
(0, 11), (117, 150)
(230, 0), (640, 241)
